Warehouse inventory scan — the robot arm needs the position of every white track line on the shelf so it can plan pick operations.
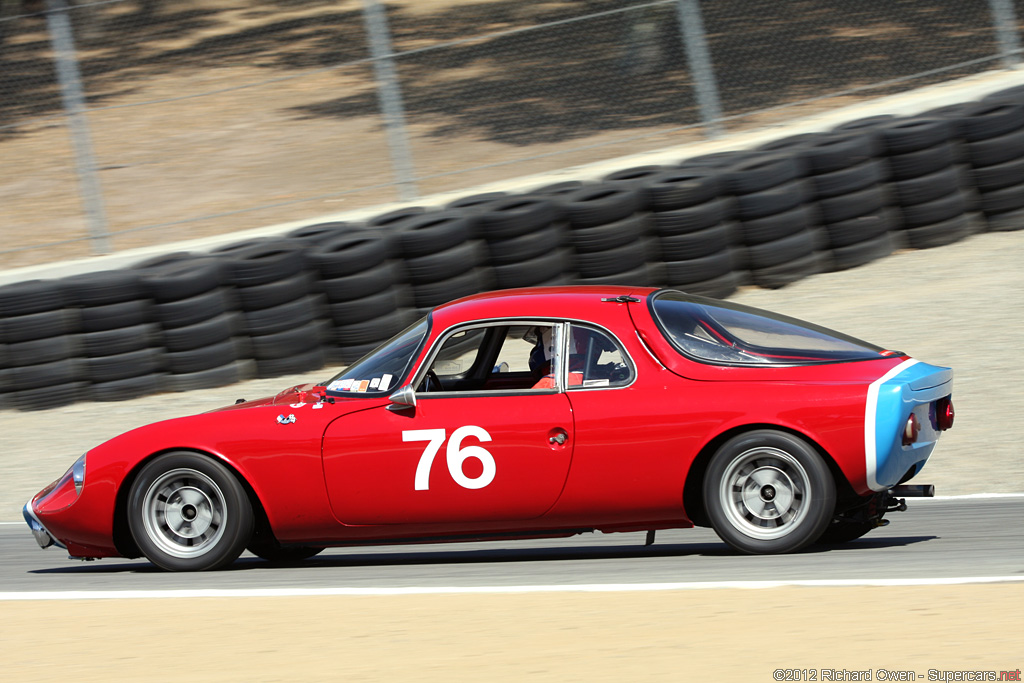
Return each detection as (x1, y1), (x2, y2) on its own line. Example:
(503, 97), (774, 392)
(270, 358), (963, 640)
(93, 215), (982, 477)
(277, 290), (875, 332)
(3, 576), (1024, 601)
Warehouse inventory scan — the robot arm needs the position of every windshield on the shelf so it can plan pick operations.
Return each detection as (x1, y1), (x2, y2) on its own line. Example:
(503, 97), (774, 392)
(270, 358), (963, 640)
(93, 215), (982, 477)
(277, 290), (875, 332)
(650, 291), (890, 365)
(325, 316), (429, 395)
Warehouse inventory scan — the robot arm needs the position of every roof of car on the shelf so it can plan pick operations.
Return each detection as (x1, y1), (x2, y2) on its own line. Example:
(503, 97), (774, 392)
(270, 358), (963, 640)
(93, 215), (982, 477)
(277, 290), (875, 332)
(429, 285), (660, 329)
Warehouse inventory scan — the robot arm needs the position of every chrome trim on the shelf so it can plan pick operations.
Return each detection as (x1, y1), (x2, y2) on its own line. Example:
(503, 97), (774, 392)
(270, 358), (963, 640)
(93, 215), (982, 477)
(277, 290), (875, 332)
(23, 501), (64, 550)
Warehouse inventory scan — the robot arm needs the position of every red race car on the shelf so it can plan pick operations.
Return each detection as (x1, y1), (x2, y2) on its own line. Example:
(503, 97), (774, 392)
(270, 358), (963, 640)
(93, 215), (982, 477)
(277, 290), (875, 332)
(24, 286), (954, 571)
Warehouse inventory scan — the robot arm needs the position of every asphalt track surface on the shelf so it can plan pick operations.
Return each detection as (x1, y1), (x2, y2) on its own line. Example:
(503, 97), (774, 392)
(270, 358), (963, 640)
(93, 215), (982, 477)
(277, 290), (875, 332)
(2, 498), (1021, 596)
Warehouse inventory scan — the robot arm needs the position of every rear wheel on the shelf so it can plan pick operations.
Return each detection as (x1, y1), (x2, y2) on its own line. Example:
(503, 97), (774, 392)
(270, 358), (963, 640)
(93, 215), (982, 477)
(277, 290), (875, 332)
(128, 452), (253, 571)
(704, 430), (835, 554)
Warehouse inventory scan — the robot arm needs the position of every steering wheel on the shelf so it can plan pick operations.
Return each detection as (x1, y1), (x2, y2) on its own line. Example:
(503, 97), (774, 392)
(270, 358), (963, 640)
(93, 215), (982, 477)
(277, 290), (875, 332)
(422, 370), (443, 393)
(608, 363), (630, 383)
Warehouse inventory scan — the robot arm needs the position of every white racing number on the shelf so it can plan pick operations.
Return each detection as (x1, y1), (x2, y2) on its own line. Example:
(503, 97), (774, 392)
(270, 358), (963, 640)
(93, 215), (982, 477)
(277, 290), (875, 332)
(404, 426), (495, 491)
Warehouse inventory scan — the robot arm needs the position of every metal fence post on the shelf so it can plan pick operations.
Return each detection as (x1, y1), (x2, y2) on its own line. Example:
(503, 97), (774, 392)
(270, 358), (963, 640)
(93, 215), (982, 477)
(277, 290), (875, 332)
(362, 0), (419, 201)
(675, 0), (724, 139)
(988, 0), (1022, 68)
(45, 0), (111, 255)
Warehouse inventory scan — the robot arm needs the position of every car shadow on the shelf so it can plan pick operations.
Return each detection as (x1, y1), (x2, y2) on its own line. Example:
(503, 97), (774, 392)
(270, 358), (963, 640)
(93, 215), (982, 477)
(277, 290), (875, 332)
(27, 534), (937, 575)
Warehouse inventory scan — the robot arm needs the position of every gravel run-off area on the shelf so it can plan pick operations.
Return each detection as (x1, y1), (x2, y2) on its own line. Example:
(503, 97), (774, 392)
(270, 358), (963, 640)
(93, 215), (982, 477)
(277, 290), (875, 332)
(1, 230), (1021, 522)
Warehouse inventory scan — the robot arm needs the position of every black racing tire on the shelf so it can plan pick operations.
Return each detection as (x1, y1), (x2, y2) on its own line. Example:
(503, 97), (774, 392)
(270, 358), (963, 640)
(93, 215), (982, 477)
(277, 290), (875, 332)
(307, 232), (391, 278)
(985, 205), (1024, 231)
(965, 127), (1024, 168)
(79, 299), (152, 333)
(573, 238), (650, 278)
(80, 323), (161, 357)
(286, 221), (354, 245)
(749, 251), (824, 289)
(644, 168), (723, 211)
(235, 273), (312, 311)
(328, 287), (402, 325)
(734, 180), (807, 221)
(241, 296), (319, 337)
(5, 334), (78, 366)
(477, 197), (558, 239)
(85, 347), (165, 383)
(902, 213), (973, 249)
(160, 313), (238, 353)
(829, 231), (895, 271)
(366, 206), (427, 229)
(735, 204), (814, 246)
(393, 211), (474, 258)
(886, 143), (956, 181)
(653, 197), (734, 236)
(247, 540), (325, 563)
(0, 279), (65, 316)
(745, 229), (816, 270)
(219, 240), (307, 287)
(11, 357), (81, 390)
(662, 249), (735, 285)
(703, 429), (835, 554)
(563, 185), (640, 229)
(318, 262), (403, 302)
(818, 186), (887, 224)
(808, 159), (884, 200)
(970, 155), (1024, 192)
(403, 241), (486, 285)
(60, 269), (143, 307)
(569, 214), (650, 253)
(891, 166), (961, 206)
(832, 114), (896, 136)
(485, 223), (566, 264)
(981, 84), (1024, 104)
(87, 373), (165, 402)
(254, 346), (325, 378)
(756, 132), (822, 154)
(801, 132), (877, 174)
(332, 310), (411, 347)
(139, 258), (224, 303)
(445, 192), (508, 214)
(959, 101), (1024, 141)
(724, 154), (803, 195)
(163, 359), (254, 392)
(878, 118), (952, 155)
(978, 181), (1024, 215)
(658, 222), (736, 261)
(899, 192), (967, 229)
(250, 320), (326, 360)
(8, 380), (87, 411)
(677, 270), (740, 300)
(492, 249), (569, 288)
(1, 309), (77, 344)
(166, 339), (239, 374)
(155, 289), (231, 329)
(128, 452), (254, 571)
(411, 268), (491, 309)
(573, 262), (660, 287)
(821, 209), (894, 249)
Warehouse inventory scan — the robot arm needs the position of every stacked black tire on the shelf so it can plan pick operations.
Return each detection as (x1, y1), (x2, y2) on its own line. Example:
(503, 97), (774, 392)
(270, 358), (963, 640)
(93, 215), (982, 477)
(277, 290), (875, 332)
(140, 255), (253, 392)
(0, 280), (83, 410)
(790, 131), (894, 271)
(476, 196), (569, 289)
(874, 117), (973, 249)
(61, 270), (165, 402)
(954, 100), (1024, 232)
(720, 153), (822, 289)
(307, 230), (411, 365)
(641, 167), (740, 298)
(216, 239), (326, 379)
(561, 183), (658, 286)
(389, 210), (493, 314)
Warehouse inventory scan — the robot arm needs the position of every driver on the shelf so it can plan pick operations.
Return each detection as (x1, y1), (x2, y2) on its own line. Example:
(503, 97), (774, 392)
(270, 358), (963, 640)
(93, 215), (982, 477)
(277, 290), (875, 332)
(531, 326), (590, 389)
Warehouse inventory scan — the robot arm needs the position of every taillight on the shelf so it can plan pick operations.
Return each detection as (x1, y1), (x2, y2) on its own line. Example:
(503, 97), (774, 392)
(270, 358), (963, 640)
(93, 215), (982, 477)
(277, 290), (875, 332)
(936, 397), (954, 431)
(902, 413), (920, 446)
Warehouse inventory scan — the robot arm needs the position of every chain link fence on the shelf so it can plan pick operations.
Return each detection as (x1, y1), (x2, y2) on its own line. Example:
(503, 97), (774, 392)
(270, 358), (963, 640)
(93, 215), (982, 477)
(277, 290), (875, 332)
(1, 0), (1021, 267)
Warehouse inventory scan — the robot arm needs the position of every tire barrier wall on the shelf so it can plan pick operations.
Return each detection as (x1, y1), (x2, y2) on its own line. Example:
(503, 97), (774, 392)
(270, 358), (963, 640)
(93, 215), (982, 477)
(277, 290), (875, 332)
(4, 90), (1024, 410)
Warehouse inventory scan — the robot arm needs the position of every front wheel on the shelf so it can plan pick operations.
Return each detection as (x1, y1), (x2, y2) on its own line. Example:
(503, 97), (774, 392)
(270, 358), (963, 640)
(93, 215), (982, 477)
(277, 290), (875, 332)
(128, 452), (254, 571)
(703, 430), (835, 554)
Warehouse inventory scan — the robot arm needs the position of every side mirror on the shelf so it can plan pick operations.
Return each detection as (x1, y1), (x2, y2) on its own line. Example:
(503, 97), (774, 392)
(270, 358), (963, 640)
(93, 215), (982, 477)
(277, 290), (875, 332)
(387, 385), (417, 411)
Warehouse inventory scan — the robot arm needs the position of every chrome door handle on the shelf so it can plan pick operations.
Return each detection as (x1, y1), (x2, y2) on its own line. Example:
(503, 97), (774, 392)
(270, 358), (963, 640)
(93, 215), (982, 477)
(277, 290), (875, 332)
(549, 432), (567, 445)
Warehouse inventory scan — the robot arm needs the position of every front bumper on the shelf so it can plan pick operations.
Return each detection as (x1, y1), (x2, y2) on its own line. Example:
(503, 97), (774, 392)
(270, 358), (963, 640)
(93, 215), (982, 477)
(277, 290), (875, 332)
(23, 501), (64, 550)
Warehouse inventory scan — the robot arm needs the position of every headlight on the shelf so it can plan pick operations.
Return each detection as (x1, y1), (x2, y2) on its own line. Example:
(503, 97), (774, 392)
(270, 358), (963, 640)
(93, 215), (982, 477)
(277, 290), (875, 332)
(72, 454), (86, 496)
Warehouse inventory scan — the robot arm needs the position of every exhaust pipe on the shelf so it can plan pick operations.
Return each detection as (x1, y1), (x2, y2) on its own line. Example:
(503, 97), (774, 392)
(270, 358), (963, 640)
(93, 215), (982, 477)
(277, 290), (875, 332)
(890, 484), (935, 498)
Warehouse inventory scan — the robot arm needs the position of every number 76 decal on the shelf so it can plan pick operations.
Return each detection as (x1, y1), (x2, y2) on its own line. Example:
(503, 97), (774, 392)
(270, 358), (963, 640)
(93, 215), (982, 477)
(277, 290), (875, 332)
(403, 426), (496, 490)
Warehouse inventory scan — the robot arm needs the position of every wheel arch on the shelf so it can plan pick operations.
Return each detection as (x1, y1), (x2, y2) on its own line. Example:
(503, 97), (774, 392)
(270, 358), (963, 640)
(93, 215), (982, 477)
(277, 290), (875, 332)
(682, 423), (856, 528)
(112, 447), (273, 559)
